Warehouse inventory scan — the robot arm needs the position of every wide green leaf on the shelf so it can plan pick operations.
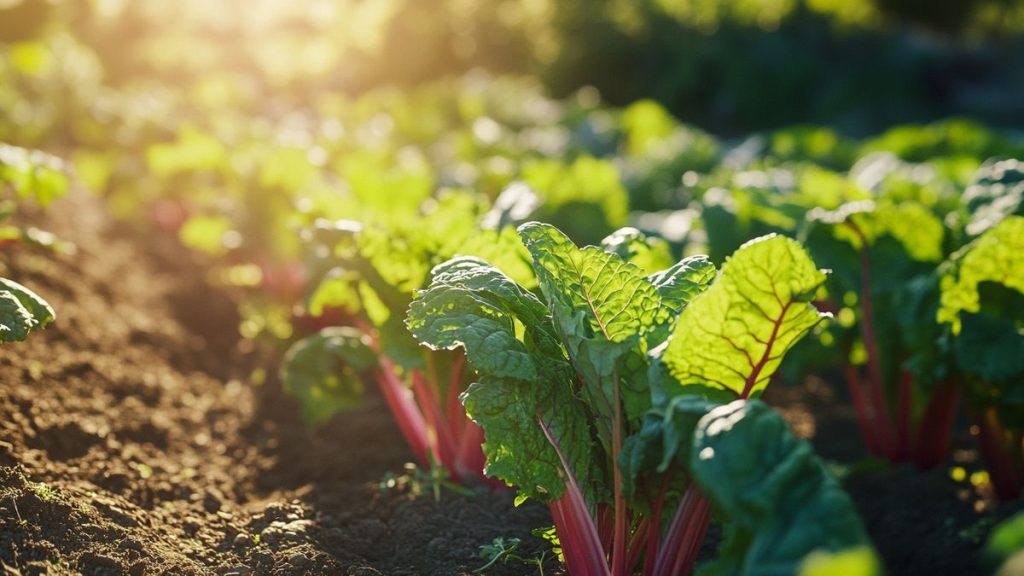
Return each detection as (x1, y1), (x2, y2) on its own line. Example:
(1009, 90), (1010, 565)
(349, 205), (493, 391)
(962, 159), (1024, 237)
(0, 277), (55, 343)
(520, 221), (667, 347)
(662, 234), (828, 398)
(407, 257), (547, 381)
(520, 221), (668, 429)
(280, 327), (377, 425)
(406, 255), (589, 501)
(647, 254), (717, 317)
(600, 226), (676, 274)
(462, 372), (592, 501)
(690, 400), (875, 576)
(939, 216), (1024, 333)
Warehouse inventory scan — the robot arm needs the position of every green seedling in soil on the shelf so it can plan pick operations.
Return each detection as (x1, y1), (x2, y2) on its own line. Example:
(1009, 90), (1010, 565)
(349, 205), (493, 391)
(378, 461), (473, 501)
(474, 537), (549, 575)
(408, 222), (875, 576)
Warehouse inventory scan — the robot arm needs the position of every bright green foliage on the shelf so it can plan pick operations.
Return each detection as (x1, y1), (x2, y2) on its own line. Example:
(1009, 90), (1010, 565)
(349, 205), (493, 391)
(280, 327), (377, 425)
(690, 401), (875, 576)
(521, 157), (629, 244)
(0, 277), (55, 343)
(620, 100), (679, 157)
(662, 235), (829, 398)
(987, 511), (1024, 567)
(600, 227), (676, 274)
(407, 252), (588, 500)
(522, 222), (698, 430)
(859, 119), (1024, 165)
(939, 216), (1024, 334)
(647, 254), (717, 319)
(520, 222), (666, 346)
(0, 142), (68, 206)
(808, 200), (945, 263)
(799, 548), (880, 576)
(407, 221), (834, 555)
(407, 223), (721, 499)
(939, 216), (1024, 410)
(962, 159), (1024, 237)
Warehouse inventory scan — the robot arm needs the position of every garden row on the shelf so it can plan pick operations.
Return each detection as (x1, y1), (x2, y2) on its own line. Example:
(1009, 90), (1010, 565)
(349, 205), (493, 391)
(3, 73), (1024, 573)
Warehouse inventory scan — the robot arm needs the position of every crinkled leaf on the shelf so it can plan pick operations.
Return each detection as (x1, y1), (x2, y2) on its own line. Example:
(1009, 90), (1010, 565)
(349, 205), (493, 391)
(407, 257), (544, 381)
(0, 292), (36, 342)
(939, 216), (1024, 333)
(0, 277), (55, 342)
(407, 255), (589, 501)
(520, 222), (666, 346)
(663, 235), (828, 399)
(281, 327), (376, 426)
(600, 227), (675, 274)
(462, 373), (591, 501)
(520, 221), (667, 428)
(647, 254), (717, 317)
(962, 159), (1024, 237)
(691, 400), (874, 576)
(807, 199), (944, 263)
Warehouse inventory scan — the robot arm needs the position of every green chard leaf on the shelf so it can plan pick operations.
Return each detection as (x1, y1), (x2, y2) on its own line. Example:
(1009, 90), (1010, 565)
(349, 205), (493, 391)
(406, 256), (590, 501)
(691, 400), (875, 576)
(939, 216), (1024, 384)
(662, 234), (828, 399)
(939, 216), (1024, 333)
(0, 277), (55, 343)
(521, 221), (666, 346)
(280, 327), (377, 426)
(647, 254), (717, 316)
(962, 159), (1024, 237)
(600, 226), (676, 274)
(519, 221), (669, 430)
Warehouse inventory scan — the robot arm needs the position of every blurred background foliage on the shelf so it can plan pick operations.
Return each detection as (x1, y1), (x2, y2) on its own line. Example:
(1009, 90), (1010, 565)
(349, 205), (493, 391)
(1, 0), (1023, 140)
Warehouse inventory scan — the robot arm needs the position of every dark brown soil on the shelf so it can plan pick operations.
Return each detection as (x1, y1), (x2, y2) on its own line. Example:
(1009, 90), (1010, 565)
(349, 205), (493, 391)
(0, 193), (1016, 576)
(767, 378), (1020, 576)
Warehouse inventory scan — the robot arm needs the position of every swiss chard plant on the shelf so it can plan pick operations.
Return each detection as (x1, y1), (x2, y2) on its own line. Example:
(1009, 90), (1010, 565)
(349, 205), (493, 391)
(938, 215), (1024, 500)
(281, 192), (537, 485)
(800, 193), (960, 468)
(407, 222), (875, 575)
(697, 151), (973, 468)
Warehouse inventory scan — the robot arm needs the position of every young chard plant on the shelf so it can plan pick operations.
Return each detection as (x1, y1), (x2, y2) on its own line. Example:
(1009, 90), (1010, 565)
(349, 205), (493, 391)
(0, 143), (61, 343)
(802, 197), (960, 467)
(0, 277), (55, 344)
(938, 215), (1024, 500)
(407, 222), (874, 575)
(281, 193), (534, 485)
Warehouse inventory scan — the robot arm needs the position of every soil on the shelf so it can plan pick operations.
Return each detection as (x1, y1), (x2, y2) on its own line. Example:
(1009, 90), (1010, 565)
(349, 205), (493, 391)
(0, 192), (1017, 576)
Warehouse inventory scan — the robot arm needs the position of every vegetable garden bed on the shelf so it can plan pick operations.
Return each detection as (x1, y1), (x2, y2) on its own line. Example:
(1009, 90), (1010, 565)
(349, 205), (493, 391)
(0, 193), (1009, 576)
